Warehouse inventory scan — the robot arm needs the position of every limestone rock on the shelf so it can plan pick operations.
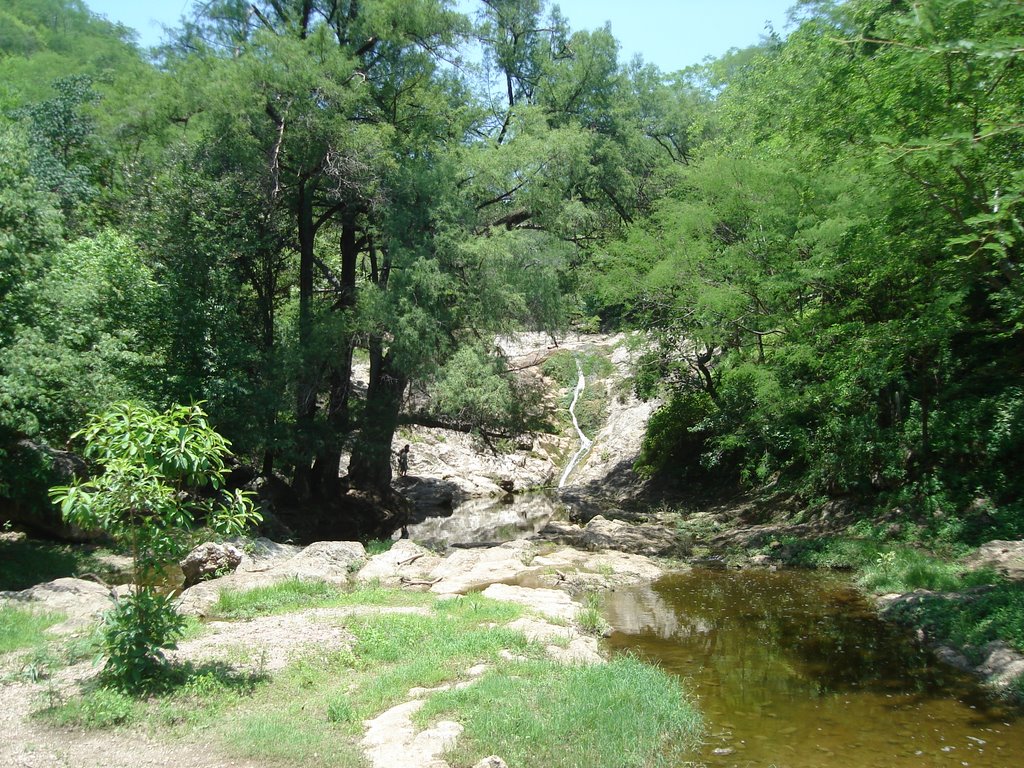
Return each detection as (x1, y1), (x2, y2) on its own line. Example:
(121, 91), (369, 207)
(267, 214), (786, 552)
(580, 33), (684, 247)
(977, 640), (1024, 689)
(481, 583), (579, 622)
(580, 515), (680, 556)
(963, 540), (1024, 580)
(178, 540), (365, 616)
(356, 540), (443, 587)
(0, 577), (114, 632)
(234, 537), (303, 572)
(180, 542), (243, 588)
(473, 757), (509, 768)
(429, 540), (537, 594)
(277, 540), (366, 583)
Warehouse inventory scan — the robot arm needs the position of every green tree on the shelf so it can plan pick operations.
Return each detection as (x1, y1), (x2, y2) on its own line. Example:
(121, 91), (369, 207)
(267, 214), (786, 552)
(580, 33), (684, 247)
(51, 402), (259, 689)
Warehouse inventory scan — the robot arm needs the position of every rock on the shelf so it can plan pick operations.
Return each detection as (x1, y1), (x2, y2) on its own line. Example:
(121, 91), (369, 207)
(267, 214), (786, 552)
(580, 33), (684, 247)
(963, 540), (1024, 581)
(0, 577), (115, 632)
(976, 640), (1024, 689)
(473, 757), (509, 768)
(748, 553), (774, 567)
(481, 583), (580, 622)
(580, 515), (681, 557)
(277, 540), (366, 583)
(234, 537), (303, 572)
(505, 616), (604, 665)
(0, 530), (27, 543)
(180, 542), (243, 588)
(429, 540), (538, 594)
(178, 540), (365, 617)
(356, 540), (443, 588)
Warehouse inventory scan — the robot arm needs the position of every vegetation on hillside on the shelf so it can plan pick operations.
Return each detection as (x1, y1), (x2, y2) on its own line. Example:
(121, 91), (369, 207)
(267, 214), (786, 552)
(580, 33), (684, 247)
(1, 0), (1022, 545)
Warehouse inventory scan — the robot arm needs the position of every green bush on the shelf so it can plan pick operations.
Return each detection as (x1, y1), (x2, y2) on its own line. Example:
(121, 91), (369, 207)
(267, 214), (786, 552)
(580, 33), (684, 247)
(50, 402), (259, 690)
(634, 391), (716, 480)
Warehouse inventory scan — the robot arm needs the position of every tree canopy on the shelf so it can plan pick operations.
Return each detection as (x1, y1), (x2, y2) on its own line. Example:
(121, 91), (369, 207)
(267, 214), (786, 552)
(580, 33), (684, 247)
(3, 0), (1023, 543)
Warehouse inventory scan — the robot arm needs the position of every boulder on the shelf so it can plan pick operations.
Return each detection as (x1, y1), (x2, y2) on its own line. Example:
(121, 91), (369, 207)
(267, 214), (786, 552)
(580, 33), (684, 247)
(356, 540), (442, 588)
(481, 583), (579, 622)
(180, 542), (243, 588)
(279, 540), (366, 582)
(429, 540), (537, 595)
(473, 757), (509, 768)
(963, 540), (1024, 581)
(235, 537), (303, 572)
(0, 577), (116, 632)
(580, 515), (681, 557)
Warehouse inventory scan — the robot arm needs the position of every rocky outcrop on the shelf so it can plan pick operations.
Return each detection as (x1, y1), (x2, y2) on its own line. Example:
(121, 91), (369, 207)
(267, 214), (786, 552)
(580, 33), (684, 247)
(180, 542), (243, 588)
(177, 540), (367, 617)
(278, 540), (366, 581)
(355, 540), (443, 588)
(963, 540), (1024, 581)
(428, 540), (539, 595)
(0, 577), (122, 632)
(540, 514), (683, 557)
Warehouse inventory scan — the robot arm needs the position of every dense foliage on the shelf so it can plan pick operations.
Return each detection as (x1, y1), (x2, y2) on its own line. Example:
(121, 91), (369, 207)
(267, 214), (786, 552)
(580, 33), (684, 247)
(587, 0), (1024, 540)
(3, 0), (1023, 542)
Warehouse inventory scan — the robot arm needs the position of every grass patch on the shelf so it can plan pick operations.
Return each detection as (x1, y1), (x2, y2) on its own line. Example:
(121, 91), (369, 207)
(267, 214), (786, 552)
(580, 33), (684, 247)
(576, 591), (611, 636)
(208, 578), (432, 620)
(857, 548), (995, 593)
(417, 656), (702, 768)
(781, 535), (883, 569)
(41, 661), (267, 730)
(365, 538), (393, 556)
(36, 585), (704, 768)
(210, 579), (344, 619)
(0, 538), (121, 591)
(0, 604), (65, 654)
(884, 581), (1024, 656)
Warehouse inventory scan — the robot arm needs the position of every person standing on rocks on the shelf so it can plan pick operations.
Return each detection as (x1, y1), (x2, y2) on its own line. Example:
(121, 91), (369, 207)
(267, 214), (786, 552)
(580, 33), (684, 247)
(397, 444), (410, 477)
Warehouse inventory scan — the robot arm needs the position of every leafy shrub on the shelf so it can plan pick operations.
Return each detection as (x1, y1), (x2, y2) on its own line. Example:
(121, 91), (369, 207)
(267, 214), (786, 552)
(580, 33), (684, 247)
(634, 391), (716, 481)
(51, 402), (259, 690)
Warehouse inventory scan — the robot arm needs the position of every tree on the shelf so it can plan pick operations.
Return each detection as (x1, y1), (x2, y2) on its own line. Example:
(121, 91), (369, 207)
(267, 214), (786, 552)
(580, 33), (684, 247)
(50, 402), (259, 689)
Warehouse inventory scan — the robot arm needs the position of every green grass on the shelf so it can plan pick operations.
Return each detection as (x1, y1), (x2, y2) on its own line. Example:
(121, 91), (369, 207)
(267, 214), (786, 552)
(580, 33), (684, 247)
(0, 604), (65, 653)
(208, 578), (432, 620)
(417, 656), (703, 768)
(0, 538), (122, 591)
(38, 586), (704, 767)
(883, 581), (1024, 657)
(781, 535), (883, 570)
(857, 548), (995, 593)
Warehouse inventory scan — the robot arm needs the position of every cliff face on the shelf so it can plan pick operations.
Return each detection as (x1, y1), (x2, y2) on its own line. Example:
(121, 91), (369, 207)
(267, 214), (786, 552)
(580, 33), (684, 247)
(383, 332), (656, 517)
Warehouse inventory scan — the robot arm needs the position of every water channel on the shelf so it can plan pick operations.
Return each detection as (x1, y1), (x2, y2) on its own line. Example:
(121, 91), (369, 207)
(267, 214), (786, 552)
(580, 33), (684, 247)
(604, 568), (1024, 768)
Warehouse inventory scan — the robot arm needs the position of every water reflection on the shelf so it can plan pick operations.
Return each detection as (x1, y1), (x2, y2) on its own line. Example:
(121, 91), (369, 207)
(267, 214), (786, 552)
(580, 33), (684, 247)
(606, 569), (1022, 768)
(404, 492), (567, 549)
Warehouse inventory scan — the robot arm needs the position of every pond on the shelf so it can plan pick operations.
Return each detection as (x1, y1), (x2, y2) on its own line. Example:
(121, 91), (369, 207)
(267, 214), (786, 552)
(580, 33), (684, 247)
(604, 568), (1023, 768)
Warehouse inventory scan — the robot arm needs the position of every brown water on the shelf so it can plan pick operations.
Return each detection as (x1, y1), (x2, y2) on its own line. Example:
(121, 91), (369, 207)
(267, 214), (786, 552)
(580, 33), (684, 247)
(604, 569), (1023, 768)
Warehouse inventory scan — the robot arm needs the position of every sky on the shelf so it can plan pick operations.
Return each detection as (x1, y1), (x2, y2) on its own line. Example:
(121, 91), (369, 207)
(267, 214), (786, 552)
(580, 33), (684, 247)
(84, 0), (796, 72)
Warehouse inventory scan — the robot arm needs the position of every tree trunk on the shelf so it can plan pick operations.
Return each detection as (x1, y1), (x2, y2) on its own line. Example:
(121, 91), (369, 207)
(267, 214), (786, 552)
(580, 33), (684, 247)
(292, 176), (318, 499)
(347, 344), (406, 492)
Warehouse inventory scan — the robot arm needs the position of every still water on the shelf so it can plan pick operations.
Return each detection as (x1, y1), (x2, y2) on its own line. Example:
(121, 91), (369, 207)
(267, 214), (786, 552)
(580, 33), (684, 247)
(604, 569), (1023, 768)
